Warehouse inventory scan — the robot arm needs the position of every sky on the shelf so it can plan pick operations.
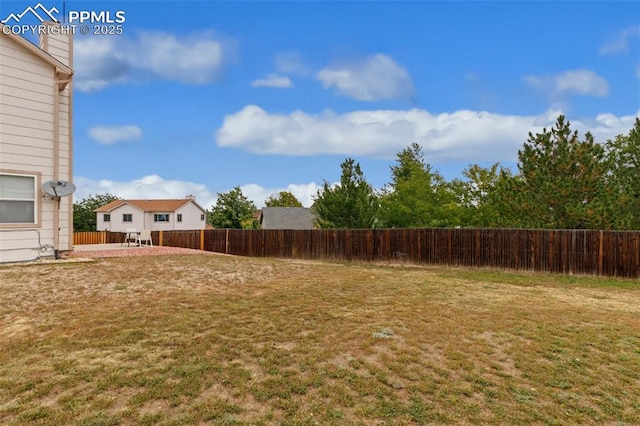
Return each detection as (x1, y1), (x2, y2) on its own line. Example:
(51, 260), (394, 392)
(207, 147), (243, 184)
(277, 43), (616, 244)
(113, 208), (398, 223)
(2, 0), (639, 209)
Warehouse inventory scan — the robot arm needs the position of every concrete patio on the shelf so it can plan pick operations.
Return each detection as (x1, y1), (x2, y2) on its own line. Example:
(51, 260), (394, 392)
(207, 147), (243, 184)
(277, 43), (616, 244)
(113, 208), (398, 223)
(67, 244), (214, 259)
(73, 243), (152, 252)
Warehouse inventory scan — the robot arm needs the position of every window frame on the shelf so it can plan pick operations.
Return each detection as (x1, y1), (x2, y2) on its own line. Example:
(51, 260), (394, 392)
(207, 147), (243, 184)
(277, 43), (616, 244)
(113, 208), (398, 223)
(122, 213), (132, 223)
(0, 170), (40, 228)
(104, 213), (111, 222)
(177, 213), (182, 222)
(154, 213), (170, 222)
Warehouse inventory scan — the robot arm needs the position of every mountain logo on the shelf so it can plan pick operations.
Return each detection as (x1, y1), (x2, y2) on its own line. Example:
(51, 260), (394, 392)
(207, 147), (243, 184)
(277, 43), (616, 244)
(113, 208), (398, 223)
(1, 3), (60, 24)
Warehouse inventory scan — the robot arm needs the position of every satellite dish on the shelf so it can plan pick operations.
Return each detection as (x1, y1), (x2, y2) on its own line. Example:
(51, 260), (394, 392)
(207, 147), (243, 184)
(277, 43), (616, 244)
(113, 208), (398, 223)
(42, 180), (76, 197)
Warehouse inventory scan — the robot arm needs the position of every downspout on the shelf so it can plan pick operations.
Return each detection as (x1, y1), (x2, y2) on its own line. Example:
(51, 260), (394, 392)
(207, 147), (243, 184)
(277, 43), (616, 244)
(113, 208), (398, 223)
(53, 71), (60, 258)
(68, 77), (73, 245)
(69, 34), (74, 249)
(52, 75), (72, 258)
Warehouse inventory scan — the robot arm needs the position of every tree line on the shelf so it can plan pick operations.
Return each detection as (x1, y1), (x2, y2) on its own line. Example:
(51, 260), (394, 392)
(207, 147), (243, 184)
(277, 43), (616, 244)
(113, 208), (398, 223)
(74, 115), (639, 231)
(313, 115), (639, 230)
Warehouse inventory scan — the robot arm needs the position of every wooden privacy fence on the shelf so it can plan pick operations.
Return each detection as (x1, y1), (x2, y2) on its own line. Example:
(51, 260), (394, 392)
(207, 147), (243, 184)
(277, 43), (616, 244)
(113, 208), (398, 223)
(73, 231), (122, 245)
(151, 228), (639, 278)
(73, 230), (186, 246)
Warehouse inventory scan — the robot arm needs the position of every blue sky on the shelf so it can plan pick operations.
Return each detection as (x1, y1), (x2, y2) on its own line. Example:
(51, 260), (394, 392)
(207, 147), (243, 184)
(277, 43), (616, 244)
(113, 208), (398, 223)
(2, 0), (639, 209)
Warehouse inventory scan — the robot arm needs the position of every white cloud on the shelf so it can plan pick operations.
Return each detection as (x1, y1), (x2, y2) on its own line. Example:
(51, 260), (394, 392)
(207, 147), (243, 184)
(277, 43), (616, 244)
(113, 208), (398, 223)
(241, 182), (321, 208)
(74, 30), (227, 92)
(251, 74), (293, 89)
(523, 69), (610, 98)
(73, 175), (218, 210)
(73, 175), (321, 210)
(135, 31), (224, 84)
(580, 113), (640, 140)
(275, 51), (310, 76)
(317, 54), (415, 101)
(599, 26), (640, 54)
(216, 105), (639, 163)
(88, 125), (143, 145)
(73, 37), (129, 92)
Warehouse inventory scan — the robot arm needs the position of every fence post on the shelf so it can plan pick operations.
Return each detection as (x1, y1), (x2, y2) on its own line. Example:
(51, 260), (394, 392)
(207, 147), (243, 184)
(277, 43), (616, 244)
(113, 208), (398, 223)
(200, 229), (204, 251)
(548, 230), (554, 273)
(475, 229), (480, 268)
(225, 229), (229, 254)
(159, 231), (163, 247)
(598, 230), (603, 276)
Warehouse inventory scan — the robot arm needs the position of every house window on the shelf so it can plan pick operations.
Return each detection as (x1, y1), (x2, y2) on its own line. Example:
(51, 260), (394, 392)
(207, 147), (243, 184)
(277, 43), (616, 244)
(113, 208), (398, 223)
(104, 214), (110, 222)
(154, 213), (169, 222)
(177, 214), (182, 222)
(201, 214), (205, 221)
(123, 213), (132, 222)
(0, 173), (36, 224)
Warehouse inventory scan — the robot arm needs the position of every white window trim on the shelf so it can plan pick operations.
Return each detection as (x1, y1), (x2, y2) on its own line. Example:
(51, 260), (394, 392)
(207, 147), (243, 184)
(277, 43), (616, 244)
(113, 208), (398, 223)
(0, 170), (41, 228)
(154, 213), (170, 222)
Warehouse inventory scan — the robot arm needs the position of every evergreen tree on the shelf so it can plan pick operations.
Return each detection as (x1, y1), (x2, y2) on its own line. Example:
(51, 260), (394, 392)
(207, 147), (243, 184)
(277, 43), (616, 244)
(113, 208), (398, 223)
(509, 115), (610, 229)
(312, 158), (378, 228)
(605, 118), (640, 229)
(379, 143), (460, 228)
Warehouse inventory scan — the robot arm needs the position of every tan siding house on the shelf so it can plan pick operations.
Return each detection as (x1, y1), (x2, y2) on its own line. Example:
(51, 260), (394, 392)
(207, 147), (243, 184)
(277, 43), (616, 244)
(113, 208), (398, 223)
(0, 23), (74, 262)
(95, 197), (207, 232)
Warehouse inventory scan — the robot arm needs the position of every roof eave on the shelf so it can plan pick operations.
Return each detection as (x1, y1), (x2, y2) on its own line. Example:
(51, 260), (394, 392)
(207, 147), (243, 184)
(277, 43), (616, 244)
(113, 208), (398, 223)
(1, 25), (74, 78)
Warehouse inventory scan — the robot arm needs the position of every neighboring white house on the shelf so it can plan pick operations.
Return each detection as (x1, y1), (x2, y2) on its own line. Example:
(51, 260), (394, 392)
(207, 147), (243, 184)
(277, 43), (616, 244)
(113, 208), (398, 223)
(0, 23), (74, 262)
(95, 196), (208, 232)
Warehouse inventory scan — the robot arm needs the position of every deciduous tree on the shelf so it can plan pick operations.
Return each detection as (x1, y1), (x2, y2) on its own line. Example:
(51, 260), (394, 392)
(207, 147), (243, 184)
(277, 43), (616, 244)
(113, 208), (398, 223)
(73, 193), (120, 231)
(454, 163), (515, 227)
(208, 187), (257, 229)
(265, 191), (303, 207)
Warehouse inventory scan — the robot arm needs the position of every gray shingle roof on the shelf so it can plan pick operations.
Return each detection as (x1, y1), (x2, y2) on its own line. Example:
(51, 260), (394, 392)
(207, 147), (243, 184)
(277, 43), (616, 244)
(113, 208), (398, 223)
(260, 207), (315, 229)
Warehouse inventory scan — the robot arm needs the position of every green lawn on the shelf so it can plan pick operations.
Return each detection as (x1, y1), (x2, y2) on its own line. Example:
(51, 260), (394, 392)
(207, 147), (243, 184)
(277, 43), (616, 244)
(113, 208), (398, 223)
(1, 254), (638, 425)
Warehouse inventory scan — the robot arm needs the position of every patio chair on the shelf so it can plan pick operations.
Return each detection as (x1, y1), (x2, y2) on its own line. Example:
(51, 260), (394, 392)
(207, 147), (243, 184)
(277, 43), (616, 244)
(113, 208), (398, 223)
(122, 228), (137, 246)
(136, 229), (153, 247)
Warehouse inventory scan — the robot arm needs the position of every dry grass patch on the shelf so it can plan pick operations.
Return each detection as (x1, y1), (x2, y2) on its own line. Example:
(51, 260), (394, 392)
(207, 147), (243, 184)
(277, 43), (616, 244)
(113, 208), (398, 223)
(1, 254), (638, 424)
